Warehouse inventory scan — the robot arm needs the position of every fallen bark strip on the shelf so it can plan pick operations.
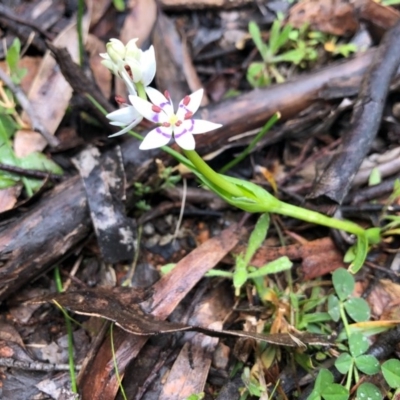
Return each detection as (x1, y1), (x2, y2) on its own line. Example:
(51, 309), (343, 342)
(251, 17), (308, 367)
(0, 47), (398, 302)
(307, 19), (400, 206)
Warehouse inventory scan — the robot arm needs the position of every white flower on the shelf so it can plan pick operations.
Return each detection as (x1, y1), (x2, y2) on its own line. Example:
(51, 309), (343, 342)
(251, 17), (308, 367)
(129, 87), (222, 150)
(106, 97), (143, 137)
(100, 38), (156, 95)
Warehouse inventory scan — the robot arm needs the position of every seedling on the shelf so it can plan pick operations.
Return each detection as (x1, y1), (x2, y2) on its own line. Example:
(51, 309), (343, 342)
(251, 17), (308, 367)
(206, 213), (292, 295)
(247, 20), (356, 88)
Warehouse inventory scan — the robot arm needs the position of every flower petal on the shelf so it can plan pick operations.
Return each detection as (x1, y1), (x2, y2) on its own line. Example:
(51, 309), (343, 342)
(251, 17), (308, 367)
(140, 126), (172, 150)
(129, 95), (168, 124)
(145, 87), (174, 115)
(176, 89), (203, 120)
(106, 106), (141, 125)
(108, 117), (143, 137)
(174, 131), (195, 150)
(190, 119), (222, 134)
(141, 46), (156, 86)
(125, 57), (142, 83)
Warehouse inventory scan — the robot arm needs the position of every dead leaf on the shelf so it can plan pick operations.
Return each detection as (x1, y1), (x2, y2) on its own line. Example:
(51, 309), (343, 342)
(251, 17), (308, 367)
(19, 3), (92, 155)
(288, 0), (359, 36)
(0, 186), (20, 213)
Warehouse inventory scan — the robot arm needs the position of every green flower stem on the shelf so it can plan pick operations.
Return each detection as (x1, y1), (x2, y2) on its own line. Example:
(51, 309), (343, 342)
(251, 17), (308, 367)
(183, 149), (247, 198)
(272, 201), (366, 236)
(136, 82), (146, 100)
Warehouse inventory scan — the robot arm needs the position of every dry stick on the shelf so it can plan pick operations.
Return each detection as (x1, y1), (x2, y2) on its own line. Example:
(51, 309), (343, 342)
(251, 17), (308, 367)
(0, 357), (81, 372)
(0, 66), (59, 147)
(307, 19), (400, 208)
(0, 163), (62, 181)
(0, 6), (48, 54)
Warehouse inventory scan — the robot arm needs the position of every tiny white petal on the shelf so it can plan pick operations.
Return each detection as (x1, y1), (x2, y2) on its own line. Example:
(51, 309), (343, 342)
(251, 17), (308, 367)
(176, 89), (203, 120)
(106, 106), (140, 125)
(125, 38), (140, 57)
(190, 119), (222, 134)
(141, 46), (156, 86)
(140, 127), (172, 150)
(129, 95), (168, 124)
(108, 117), (143, 137)
(175, 132), (195, 150)
(145, 87), (174, 116)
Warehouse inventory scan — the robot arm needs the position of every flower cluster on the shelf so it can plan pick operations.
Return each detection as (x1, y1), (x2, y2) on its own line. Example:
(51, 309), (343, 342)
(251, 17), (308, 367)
(100, 38), (156, 95)
(102, 38), (222, 150)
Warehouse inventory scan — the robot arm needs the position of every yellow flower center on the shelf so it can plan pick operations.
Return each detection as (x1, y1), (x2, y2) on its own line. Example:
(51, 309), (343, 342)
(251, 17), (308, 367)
(169, 114), (179, 126)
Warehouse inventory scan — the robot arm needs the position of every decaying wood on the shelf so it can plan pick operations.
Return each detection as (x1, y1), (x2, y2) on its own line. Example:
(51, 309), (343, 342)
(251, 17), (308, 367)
(308, 19), (400, 207)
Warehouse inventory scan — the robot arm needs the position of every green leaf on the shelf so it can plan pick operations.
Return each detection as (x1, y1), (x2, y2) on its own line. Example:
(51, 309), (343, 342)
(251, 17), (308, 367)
(348, 333), (369, 357)
(310, 369), (349, 400)
(0, 113), (18, 137)
(334, 352), (352, 374)
(244, 213), (270, 264)
(348, 234), (368, 274)
(19, 152), (63, 175)
(273, 49), (306, 64)
(322, 384), (349, 400)
(343, 245), (356, 263)
(6, 38), (21, 73)
(382, 359), (400, 388)
(112, 0), (125, 11)
(246, 62), (269, 88)
(299, 312), (332, 325)
(313, 369), (334, 392)
(368, 167), (381, 186)
(273, 24), (292, 53)
(344, 298), (370, 322)
(0, 174), (19, 189)
(332, 268), (354, 301)
(269, 19), (283, 55)
(233, 256), (249, 294)
(356, 383), (382, 400)
(160, 263), (176, 275)
(354, 354), (380, 375)
(249, 21), (268, 59)
(327, 294), (340, 322)
(248, 256), (292, 278)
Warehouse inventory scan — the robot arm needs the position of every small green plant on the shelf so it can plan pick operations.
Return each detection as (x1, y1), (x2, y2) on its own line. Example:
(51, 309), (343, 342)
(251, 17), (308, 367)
(247, 20), (356, 88)
(0, 39), (62, 196)
(206, 213), (292, 295)
(309, 268), (400, 400)
(239, 367), (268, 400)
(247, 19), (315, 87)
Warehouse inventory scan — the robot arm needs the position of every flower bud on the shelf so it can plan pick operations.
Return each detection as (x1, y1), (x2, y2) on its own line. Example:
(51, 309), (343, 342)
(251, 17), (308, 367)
(106, 39), (126, 63)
